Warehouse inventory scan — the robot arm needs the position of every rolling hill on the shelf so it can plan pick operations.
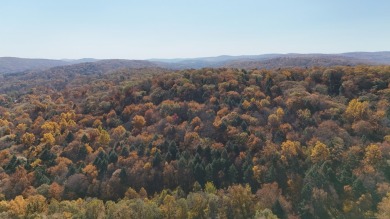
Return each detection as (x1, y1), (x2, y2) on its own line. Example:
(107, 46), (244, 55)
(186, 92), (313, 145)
(2, 52), (390, 75)
(222, 55), (372, 69)
(0, 59), (165, 95)
(0, 57), (68, 74)
(0, 57), (100, 74)
(152, 52), (390, 69)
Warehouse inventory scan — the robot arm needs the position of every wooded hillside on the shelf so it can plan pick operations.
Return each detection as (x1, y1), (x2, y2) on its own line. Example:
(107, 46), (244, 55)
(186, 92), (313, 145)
(0, 65), (390, 218)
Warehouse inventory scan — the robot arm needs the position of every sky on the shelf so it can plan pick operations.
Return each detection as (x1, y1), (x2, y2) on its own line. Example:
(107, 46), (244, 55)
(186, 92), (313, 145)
(1, 0), (390, 59)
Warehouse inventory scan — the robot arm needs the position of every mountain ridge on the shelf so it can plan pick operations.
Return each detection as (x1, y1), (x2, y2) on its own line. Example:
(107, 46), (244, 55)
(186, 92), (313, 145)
(1, 51), (390, 74)
(0, 57), (100, 74)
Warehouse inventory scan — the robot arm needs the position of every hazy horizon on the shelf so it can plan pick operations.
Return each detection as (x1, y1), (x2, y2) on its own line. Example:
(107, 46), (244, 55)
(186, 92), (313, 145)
(2, 51), (390, 62)
(1, 1), (390, 59)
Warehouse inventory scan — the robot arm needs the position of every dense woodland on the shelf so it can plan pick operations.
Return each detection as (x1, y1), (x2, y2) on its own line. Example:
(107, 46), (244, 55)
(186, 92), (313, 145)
(0, 65), (390, 218)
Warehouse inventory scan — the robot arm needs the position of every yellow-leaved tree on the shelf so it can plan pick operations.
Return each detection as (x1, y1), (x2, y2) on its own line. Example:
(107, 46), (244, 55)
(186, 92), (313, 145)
(21, 132), (35, 146)
(59, 111), (76, 129)
(97, 126), (110, 146)
(364, 144), (382, 166)
(41, 133), (55, 146)
(8, 196), (27, 217)
(311, 141), (330, 163)
(281, 140), (300, 164)
(41, 121), (60, 135)
(345, 99), (369, 121)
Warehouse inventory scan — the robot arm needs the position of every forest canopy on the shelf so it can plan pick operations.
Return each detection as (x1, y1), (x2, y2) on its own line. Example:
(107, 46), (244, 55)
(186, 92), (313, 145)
(0, 65), (390, 218)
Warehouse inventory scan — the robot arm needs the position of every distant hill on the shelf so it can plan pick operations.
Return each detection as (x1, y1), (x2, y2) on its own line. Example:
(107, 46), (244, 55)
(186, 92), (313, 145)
(0, 57), (68, 74)
(222, 55), (372, 69)
(1, 52), (389, 74)
(61, 58), (99, 64)
(0, 59), (163, 94)
(151, 54), (284, 69)
(150, 52), (390, 69)
(0, 57), (99, 74)
(341, 51), (390, 64)
(32, 59), (159, 77)
(4, 59), (158, 78)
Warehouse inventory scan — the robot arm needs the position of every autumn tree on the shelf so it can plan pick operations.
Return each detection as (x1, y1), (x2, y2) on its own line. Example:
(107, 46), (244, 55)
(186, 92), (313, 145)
(377, 192), (390, 219)
(41, 133), (55, 146)
(363, 144), (382, 167)
(311, 141), (330, 163)
(345, 99), (370, 121)
(49, 182), (64, 201)
(21, 132), (35, 147)
(132, 115), (146, 133)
